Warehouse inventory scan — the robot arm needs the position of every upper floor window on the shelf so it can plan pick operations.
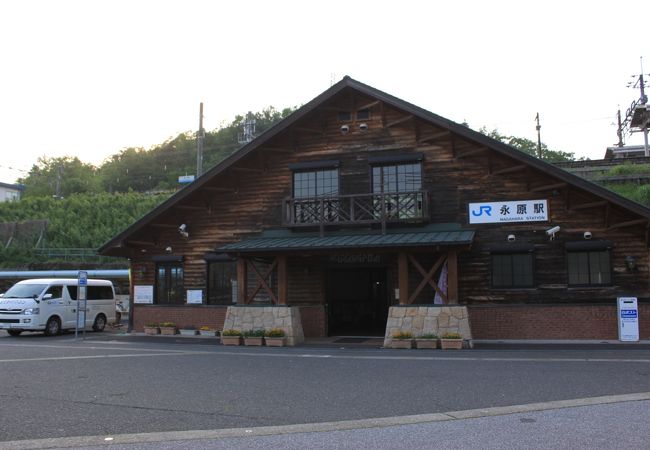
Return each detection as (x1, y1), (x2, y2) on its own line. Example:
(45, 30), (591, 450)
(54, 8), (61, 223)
(370, 155), (424, 220)
(293, 169), (339, 198)
(566, 241), (612, 287)
(372, 163), (422, 193)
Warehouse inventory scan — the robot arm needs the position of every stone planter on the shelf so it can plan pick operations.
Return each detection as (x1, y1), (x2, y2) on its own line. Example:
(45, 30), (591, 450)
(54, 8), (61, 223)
(244, 337), (264, 346)
(159, 326), (177, 336)
(415, 339), (438, 349)
(143, 326), (159, 335)
(264, 337), (286, 347)
(179, 329), (198, 336)
(199, 329), (217, 336)
(221, 336), (242, 346)
(391, 339), (413, 349)
(440, 338), (463, 350)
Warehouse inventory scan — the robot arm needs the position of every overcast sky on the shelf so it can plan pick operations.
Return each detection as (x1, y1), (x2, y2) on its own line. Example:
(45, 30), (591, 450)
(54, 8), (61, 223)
(1, 0), (647, 183)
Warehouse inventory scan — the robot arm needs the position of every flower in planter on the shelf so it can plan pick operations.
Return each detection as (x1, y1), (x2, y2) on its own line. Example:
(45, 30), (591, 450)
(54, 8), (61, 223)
(392, 331), (413, 340)
(199, 326), (213, 331)
(222, 329), (242, 337)
(159, 322), (176, 328)
(243, 329), (265, 338)
(417, 333), (438, 340)
(441, 332), (462, 339)
(264, 328), (285, 338)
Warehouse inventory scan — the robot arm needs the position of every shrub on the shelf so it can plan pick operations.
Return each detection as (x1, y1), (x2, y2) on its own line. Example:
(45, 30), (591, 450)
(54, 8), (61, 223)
(441, 332), (462, 339)
(392, 331), (413, 340)
(199, 326), (213, 331)
(144, 323), (159, 328)
(417, 333), (438, 339)
(243, 329), (265, 338)
(222, 329), (242, 336)
(264, 328), (285, 338)
(159, 322), (176, 328)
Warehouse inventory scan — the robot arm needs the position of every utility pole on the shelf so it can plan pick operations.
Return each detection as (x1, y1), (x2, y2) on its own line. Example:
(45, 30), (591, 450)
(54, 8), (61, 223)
(616, 109), (624, 147)
(196, 102), (205, 178)
(535, 112), (542, 159)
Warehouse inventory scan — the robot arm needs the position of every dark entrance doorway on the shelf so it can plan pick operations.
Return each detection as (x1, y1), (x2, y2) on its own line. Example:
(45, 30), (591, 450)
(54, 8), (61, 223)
(327, 268), (389, 336)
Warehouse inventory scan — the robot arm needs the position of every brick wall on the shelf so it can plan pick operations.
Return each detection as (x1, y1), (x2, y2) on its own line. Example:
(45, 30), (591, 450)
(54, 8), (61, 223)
(133, 305), (227, 332)
(469, 304), (649, 340)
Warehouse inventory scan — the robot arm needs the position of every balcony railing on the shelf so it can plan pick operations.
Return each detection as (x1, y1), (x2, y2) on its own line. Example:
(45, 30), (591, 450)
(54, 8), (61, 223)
(282, 190), (428, 233)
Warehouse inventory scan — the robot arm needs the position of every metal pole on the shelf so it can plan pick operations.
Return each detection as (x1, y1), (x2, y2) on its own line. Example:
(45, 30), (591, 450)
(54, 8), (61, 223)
(535, 113), (542, 159)
(196, 102), (204, 177)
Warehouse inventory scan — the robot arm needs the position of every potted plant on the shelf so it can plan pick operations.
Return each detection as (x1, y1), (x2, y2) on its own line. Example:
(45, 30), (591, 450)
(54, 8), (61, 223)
(415, 333), (438, 349)
(199, 326), (217, 336)
(221, 329), (242, 346)
(143, 323), (159, 335)
(391, 331), (413, 349)
(243, 329), (265, 346)
(264, 328), (286, 347)
(440, 332), (463, 350)
(179, 325), (198, 336)
(159, 322), (177, 335)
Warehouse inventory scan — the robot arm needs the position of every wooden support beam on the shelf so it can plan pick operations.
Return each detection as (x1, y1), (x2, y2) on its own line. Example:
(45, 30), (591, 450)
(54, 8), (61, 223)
(357, 100), (380, 111)
(418, 130), (451, 144)
(231, 166), (264, 174)
(202, 186), (236, 193)
(175, 205), (204, 211)
(263, 147), (295, 154)
(277, 255), (287, 305)
(125, 240), (155, 246)
(294, 126), (323, 135)
(237, 258), (247, 305)
(248, 259), (278, 304)
(149, 223), (178, 228)
(490, 164), (527, 176)
(570, 200), (607, 211)
(398, 252), (409, 305)
(607, 218), (648, 231)
(456, 147), (488, 159)
(380, 102), (386, 128)
(529, 182), (566, 193)
(386, 115), (414, 128)
(447, 250), (458, 305)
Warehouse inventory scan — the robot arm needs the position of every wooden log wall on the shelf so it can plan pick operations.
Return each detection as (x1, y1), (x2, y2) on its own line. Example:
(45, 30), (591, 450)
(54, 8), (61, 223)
(122, 87), (650, 310)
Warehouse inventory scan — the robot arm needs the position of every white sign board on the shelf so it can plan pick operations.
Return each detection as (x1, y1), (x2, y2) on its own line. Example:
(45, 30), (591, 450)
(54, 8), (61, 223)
(186, 289), (203, 304)
(178, 175), (195, 184)
(134, 285), (154, 304)
(469, 199), (548, 224)
(618, 297), (639, 342)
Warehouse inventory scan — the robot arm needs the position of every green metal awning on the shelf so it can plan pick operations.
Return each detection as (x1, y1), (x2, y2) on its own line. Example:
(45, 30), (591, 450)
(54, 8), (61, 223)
(217, 229), (475, 254)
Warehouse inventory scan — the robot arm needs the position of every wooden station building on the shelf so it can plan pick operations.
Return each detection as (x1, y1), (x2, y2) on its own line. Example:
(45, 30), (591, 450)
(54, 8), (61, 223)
(99, 77), (650, 342)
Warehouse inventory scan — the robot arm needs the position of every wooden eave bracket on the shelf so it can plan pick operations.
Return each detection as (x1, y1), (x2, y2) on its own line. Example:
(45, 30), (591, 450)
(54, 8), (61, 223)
(490, 164), (527, 177)
(293, 126), (323, 135)
(456, 147), (488, 159)
(202, 186), (237, 193)
(529, 182), (566, 193)
(607, 218), (648, 231)
(357, 100), (380, 111)
(570, 200), (607, 211)
(385, 115), (414, 128)
(125, 240), (155, 246)
(418, 130), (451, 144)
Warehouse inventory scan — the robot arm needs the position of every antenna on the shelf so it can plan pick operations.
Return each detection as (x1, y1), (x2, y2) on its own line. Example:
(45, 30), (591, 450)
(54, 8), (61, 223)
(196, 102), (205, 177)
(535, 112), (542, 159)
(237, 112), (256, 144)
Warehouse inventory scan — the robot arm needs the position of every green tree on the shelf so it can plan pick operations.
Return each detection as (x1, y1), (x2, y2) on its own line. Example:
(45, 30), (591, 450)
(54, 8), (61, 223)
(19, 156), (101, 198)
(480, 128), (578, 162)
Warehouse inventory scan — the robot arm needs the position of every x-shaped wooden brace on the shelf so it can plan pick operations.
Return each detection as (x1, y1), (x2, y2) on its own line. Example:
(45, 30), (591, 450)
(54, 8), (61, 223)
(407, 254), (447, 304)
(245, 258), (278, 304)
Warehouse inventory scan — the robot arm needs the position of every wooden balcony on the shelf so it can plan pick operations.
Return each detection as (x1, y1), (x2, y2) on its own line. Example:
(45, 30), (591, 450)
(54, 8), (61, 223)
(282, 190), (428, 233)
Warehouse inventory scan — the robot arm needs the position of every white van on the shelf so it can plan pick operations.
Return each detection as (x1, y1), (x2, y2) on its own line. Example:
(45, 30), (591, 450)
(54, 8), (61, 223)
(0, 279), (116, 336)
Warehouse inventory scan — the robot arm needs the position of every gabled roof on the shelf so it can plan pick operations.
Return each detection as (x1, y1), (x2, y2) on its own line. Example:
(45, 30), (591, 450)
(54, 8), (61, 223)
(99, 76), (650, 255)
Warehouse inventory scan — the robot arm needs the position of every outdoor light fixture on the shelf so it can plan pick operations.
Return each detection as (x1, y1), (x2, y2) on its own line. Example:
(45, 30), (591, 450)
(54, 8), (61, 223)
(625, 255), (637, 271)
(178, 224), (189, 238)
(340, 124), (350, 134)
(507, 234), (516, 242)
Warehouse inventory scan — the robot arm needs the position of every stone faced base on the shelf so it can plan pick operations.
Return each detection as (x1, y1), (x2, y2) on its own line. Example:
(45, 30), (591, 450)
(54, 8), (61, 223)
(384, 306), (472, 348)
(223, 306), (305, 346)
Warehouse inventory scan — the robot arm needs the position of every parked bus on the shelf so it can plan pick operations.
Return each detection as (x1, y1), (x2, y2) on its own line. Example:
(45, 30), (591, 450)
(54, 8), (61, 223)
(0, 278), (116, 336)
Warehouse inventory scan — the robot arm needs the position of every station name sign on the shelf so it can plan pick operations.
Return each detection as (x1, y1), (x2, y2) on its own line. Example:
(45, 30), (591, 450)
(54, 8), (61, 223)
(469, 199), (548, 224)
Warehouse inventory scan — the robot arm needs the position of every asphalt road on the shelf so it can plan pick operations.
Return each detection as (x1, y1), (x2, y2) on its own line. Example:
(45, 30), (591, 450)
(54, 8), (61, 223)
(1, 332), (649, 448)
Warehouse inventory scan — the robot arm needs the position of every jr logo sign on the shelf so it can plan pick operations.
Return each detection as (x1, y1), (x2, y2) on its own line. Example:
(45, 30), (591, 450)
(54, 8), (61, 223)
(468, 200), (548, 224)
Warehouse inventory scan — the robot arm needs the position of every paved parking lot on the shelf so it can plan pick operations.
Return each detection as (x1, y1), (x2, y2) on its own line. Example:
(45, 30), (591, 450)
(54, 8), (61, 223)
(1, 331), (650, 448)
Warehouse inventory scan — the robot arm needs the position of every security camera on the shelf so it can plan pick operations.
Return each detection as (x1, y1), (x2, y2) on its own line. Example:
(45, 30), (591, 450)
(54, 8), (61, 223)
(165, 246), (172, 253)
(358, 123), (368, 131)
(178, 224), (187, 233)
(583, 231), (592, 240)
(507, 234), (516, 242)
(340, 124), (350, 134)
(545, 225), (560, 240)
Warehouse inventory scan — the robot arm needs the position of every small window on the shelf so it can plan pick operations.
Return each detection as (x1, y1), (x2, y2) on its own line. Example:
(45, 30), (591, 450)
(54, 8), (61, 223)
(567, 250), (611, 286)
(338, 111), (351, 121)
(491, 253), (534, 288)
(357, 108), (370, 120)
(44, 286), (63, 299)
